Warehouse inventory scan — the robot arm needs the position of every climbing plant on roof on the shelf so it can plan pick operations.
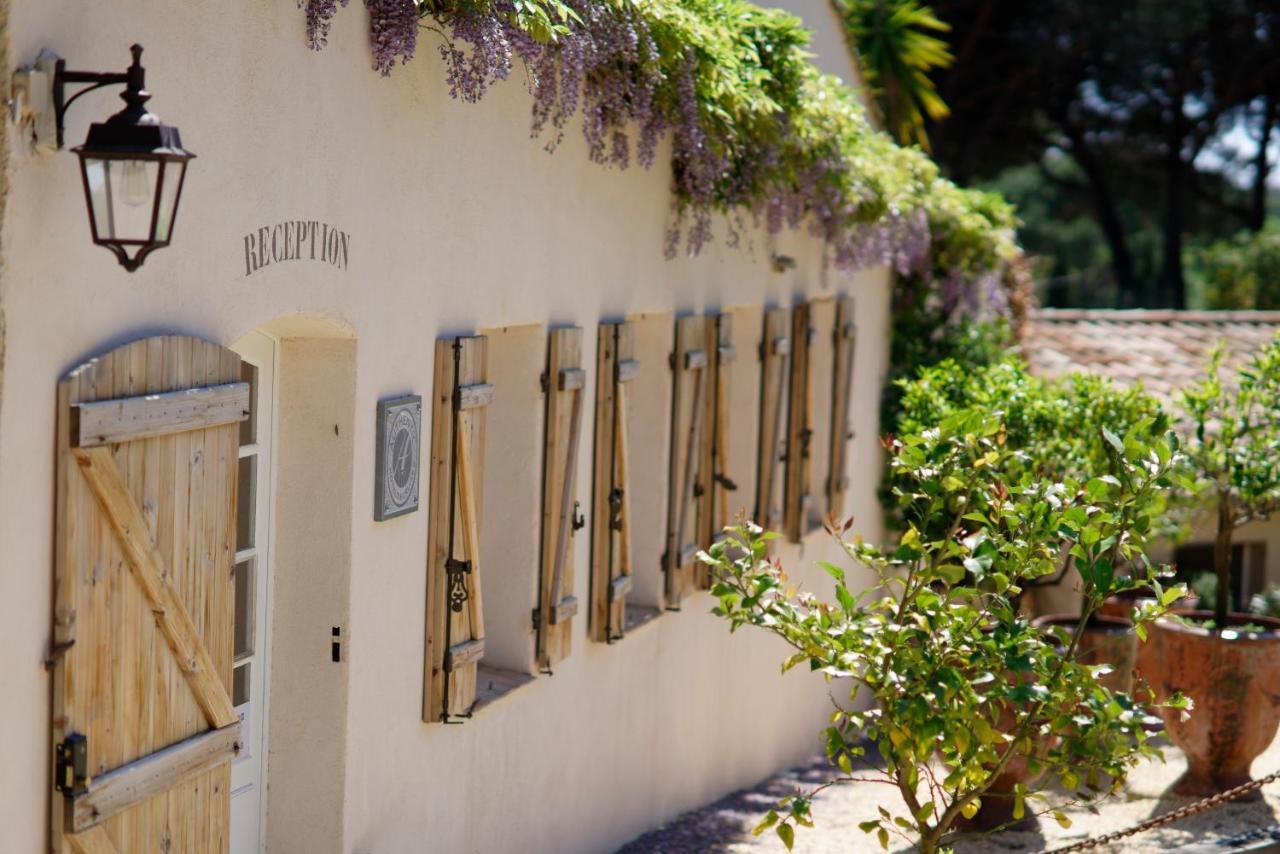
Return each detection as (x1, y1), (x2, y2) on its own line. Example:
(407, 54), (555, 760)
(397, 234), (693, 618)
(297, 0), (1021, 317)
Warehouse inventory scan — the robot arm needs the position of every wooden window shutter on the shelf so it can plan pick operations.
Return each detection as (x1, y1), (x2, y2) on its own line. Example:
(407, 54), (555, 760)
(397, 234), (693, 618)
(664, 315), (710, 607)
(783, 301), (814, 542)
(755, 307), (790, 536)
(424, 335), (492, 723)
(52, 336), (247, 854)
(536, 327), (586, 670)
(826, 296), (857, 517)
(589, 321), (638, 642)
(694, 313), (736, 588)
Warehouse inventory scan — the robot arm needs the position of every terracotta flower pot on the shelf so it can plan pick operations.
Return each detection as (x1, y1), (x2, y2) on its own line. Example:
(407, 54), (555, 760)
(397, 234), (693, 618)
(1149, 611), (1280, 798)
(1031, 614), (1137, 694)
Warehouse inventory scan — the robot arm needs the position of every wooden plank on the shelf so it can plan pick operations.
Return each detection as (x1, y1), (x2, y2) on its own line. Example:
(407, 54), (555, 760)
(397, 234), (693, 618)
(827, 296), (856, 517)
(558, 367), (586, 391)
(756, 309), (790, 538)
(589, 325), (619, 643)
(73, 446), (238, 730)
(66, 826), (121, 854)
(71, 723), (241, 832)
(423, 339), (454, 722)
(445, 639), (485, 671)
(784, 302), (813, 542)
(457, 382), (494, 411)
(72, 381), (249, 448)
(683, 349), (707, 370)
(614, 380), (633, 587)
(455, 417), (484, 641)
(696, 313), (734, 588)
(610, 574), (633, 600)
(550, 385), (584, 608)
(538, 329), (582, 667)
(665, 316), (706, 607)
(550, 595), (579, 625)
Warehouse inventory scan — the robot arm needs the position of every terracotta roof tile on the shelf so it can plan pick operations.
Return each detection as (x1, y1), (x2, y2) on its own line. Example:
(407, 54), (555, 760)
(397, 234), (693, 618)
(1023, 309), (1280, 406)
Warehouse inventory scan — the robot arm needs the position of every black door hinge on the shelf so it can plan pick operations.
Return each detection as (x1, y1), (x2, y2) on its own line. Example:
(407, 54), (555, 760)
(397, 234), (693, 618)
(55, 733), (88, 798)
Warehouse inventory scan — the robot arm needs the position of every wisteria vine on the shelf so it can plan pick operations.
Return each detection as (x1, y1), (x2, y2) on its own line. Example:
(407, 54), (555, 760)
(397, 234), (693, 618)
(297, 0), (1022, 315)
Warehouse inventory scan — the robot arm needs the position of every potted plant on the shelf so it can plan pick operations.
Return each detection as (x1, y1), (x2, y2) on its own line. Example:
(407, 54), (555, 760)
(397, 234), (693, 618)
(702, 410), (1188, 852)
(1150, 338), (1280, 796)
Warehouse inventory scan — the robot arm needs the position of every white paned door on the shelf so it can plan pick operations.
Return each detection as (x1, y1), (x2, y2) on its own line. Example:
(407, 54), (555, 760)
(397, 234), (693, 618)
(230, 331), (277, 854)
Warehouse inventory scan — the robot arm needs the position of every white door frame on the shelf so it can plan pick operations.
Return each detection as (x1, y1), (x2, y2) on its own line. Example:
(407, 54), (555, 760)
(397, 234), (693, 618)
(230, 330), (278, 854)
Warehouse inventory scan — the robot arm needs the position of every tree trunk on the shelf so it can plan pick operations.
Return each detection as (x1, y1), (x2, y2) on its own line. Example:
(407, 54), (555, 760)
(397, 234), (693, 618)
(1066, 130), (1138, 300)
(1250, 92), (1277, 233)
(1158, 116), (1188, 309)
(1214, 496), (1233, 629)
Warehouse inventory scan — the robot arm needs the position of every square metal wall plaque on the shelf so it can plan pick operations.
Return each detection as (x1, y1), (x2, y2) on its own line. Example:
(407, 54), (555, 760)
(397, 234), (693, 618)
(374, 394), (422, 521)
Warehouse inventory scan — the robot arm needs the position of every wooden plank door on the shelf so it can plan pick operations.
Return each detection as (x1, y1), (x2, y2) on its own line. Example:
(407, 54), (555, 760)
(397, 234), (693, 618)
(424, 336), (492, 723)
(52, 335), (246, 854)
(783, 301), (814, 542)
(665, 315), (708, 608)
(694, 313), (736, 589)
(827, 296), (857, 518)
(755, 308), (790, 536)
(537, 328), (585, 670)
(589, 322), (638, 642)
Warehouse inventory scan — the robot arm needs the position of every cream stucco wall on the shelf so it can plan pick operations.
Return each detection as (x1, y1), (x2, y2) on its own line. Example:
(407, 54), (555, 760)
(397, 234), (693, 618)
(0, 3), (892, 853)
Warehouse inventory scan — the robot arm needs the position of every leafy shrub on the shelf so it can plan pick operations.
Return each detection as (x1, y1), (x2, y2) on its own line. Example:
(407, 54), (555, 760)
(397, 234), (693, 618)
(887, 357), (1172, 538)
(703, 412), (1188, 853)
(1189, 226), (1280, 310)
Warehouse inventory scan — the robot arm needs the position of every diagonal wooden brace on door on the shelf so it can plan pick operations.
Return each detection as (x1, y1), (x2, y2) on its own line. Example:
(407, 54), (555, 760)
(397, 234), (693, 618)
(74, 447), (239, 730)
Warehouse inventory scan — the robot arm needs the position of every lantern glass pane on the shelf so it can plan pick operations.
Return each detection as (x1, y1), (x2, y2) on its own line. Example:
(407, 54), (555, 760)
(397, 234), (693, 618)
(86, 158), (160, 242)
(153, 160), (186, 242)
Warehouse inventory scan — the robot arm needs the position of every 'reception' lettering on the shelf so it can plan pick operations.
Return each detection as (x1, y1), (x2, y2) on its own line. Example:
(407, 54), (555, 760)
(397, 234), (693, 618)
(243, 221), (350, 276)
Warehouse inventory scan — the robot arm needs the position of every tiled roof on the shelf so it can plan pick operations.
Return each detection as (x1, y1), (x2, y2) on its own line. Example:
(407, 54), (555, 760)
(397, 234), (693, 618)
(1023, 309), (1280, 405)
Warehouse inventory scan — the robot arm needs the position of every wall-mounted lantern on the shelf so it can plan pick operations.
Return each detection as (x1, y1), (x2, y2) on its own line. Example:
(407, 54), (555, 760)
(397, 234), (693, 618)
(53, 45), (194, 272)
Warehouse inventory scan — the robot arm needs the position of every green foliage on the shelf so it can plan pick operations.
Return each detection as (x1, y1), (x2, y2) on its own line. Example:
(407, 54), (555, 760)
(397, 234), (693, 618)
(319, 0), (1023, 297)
(897, 358), (1168, 484)
(834, 0), (953, 149)
(703, 412), (1188, 853)
(1189, 225), (1280, 310)
(1180, 334), (1280, 626)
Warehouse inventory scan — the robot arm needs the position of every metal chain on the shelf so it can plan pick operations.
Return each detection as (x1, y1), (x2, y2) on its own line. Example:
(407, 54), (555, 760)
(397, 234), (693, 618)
(1043, 768), (1280, 853)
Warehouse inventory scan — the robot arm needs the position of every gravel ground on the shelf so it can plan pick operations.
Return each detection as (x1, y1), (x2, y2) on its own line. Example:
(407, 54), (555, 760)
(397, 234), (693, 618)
(617, 732), (1280, 853)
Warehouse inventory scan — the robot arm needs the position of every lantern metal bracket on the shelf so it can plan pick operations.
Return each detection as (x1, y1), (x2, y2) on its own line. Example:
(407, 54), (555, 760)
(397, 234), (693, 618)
(51, 47), (143, 150)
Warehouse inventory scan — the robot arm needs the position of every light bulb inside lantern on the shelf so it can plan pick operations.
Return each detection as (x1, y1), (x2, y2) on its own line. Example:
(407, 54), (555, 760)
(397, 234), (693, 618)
(120, 160), (153, 207)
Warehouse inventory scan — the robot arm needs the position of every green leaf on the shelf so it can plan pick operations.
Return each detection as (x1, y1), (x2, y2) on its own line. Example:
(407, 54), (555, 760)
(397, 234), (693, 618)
(818, 560), (845, 583)
(878, 827), (890, 850)
(836, 584), (856, 613)
(776, 823), (795, 850)
(752, 810), (779, 836)
(1102, 426), (1124, 454)
(1053, 810), (1072, 829)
